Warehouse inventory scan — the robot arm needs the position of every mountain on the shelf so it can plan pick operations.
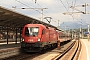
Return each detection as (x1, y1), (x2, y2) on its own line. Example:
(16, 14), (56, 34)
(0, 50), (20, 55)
(60, 21), (88, 30)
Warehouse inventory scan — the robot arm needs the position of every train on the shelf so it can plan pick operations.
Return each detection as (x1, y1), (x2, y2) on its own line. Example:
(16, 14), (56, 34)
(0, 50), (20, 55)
(21, 24), (71, 52)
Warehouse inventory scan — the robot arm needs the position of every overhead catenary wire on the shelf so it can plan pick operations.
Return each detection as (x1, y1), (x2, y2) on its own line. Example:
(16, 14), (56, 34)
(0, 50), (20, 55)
(15, 0), (41, 14)
(21, 0), (57, 23)
(15, 0), (50, 22)
(59, 0), (68, 12)
(15, 0), (49, 21)
(65, 0), (70, 11)
(71, 0), (77, 20)
(74, 0), (77, 7)
(15, 0), (77, 25)
(31, 0), (57, 23)
(59, 0), (75, 20)
(71, 0), (77, 12)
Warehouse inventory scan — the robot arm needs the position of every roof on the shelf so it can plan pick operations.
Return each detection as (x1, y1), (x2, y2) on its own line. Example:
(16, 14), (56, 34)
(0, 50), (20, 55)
(0, 6), (61, 31)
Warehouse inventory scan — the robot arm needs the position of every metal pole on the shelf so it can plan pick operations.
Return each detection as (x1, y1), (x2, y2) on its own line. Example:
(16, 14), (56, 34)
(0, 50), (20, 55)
(20, 28), (22, 42)
(41, 9), (43, 21)
(80, 25), (81, 38)
(85, 3), (86, 14)
(7, 28), (8, 44)
(72, 29), (73, 39)
(82, 30), (83, 39)
(80, 21), (82, 39)
(15, 28), (17, 44)
(58, 20), (59, 27)
(88, 24), (89, 41)
(74, 30), (76, 39)
(65, 25), (66, 33)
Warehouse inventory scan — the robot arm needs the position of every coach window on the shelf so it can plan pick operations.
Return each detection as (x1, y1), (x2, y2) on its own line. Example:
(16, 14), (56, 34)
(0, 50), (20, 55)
(42, 29), (45, 34)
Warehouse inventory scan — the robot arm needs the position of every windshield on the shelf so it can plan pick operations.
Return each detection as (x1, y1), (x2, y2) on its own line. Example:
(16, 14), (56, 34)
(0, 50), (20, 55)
(24, 27), (39, 36)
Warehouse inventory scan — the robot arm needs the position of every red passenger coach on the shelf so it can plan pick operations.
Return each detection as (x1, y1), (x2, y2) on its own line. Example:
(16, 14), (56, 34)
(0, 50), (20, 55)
(58, 31), (71, 43)
(21, 24), (58, 52)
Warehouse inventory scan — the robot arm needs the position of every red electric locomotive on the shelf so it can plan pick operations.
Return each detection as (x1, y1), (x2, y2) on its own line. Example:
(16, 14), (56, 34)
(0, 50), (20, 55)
(21, 24), (58, 52)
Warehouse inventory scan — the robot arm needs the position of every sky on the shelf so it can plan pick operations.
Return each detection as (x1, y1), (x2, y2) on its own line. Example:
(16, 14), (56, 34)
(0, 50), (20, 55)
(0, 0), (90, 28)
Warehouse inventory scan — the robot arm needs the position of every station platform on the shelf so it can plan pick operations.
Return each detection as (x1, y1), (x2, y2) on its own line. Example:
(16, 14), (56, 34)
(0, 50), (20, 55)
(0, 43), (20, 50)
(0, 43), (21, 59)
(0, 39), (21, 50)
(78, 39), (90, 60)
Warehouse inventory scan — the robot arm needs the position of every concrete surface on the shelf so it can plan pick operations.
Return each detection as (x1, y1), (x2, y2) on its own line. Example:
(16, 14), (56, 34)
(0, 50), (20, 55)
(78, 39), (90, 60)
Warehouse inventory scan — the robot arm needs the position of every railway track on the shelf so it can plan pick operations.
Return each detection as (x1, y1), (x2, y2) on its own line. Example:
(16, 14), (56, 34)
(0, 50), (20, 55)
(1, 40), (81, 60)
(54, 40), (81, 60)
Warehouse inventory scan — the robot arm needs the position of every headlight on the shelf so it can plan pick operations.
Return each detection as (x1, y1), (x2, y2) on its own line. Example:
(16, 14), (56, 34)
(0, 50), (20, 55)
(22, 39), (24, 41)
(38, 38), (40, 41)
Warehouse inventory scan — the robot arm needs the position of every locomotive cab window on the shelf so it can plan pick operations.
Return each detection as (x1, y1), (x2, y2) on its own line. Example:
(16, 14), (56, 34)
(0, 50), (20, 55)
(42, 29), (45, 34)
(24, 27), (39, 36)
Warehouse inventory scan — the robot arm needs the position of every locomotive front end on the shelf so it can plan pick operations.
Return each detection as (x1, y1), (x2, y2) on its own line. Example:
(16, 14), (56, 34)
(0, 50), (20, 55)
(21, 25), (43, 52)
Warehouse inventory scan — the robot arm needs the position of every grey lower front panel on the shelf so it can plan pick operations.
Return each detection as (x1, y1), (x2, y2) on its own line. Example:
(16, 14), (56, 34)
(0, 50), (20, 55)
(21, 42), (43, 48)
(21, 42), (44, 52)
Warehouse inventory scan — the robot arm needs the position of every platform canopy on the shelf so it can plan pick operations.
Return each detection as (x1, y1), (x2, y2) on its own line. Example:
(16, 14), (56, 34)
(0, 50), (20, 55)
(0, 6), (61, 31)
